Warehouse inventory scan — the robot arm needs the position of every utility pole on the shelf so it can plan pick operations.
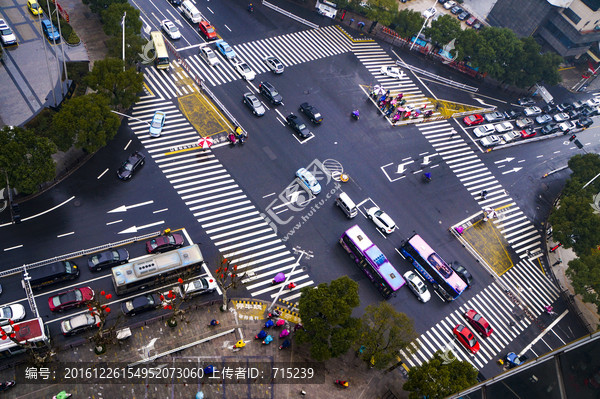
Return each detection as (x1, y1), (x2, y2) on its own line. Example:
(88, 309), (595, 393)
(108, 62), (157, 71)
(122, 11), (126, 71)
(411, 0), (437, 51)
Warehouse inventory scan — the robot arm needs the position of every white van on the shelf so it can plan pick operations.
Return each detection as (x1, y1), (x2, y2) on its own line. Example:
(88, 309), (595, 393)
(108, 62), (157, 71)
(335, 192), (357, 218)
(181, 0), (202, 23)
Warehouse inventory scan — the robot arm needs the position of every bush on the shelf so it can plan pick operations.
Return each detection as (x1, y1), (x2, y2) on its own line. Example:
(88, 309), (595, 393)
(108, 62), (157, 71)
(24, 107), (57, 138)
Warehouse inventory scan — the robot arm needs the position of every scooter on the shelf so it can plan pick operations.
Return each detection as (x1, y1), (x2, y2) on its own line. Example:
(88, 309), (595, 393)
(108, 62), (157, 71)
(423, 110), (433, 117)
(0, 381), (15, 392)
(248, 3), (254, 12)
(228, 132), (237, 145)
(279, 339), (291, 350)
(335, 380), (349, 388)
(351, 110), (360, 120)
(263, 335), (273, 345)
(267, 309), (281, 318)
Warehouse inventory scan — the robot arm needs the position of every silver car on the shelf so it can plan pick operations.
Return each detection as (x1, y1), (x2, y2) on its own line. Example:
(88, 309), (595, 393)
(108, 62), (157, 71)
(243, 93), (265, 116)
(483, 111), (504, 123)
(403, 271), (431, 303)
(264, 56), (284, 74)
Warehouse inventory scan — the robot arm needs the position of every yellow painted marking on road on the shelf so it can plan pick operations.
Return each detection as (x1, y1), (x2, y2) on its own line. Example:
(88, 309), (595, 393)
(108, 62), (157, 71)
(165, 147), (205, 156)
(179, 92), (231, 138)
(535, 257), (546, 275)
(461, 216), (514, 276)
(143, 82), (154, 97)
(433, 99), (483, 118)
(335, 25), (374, 43)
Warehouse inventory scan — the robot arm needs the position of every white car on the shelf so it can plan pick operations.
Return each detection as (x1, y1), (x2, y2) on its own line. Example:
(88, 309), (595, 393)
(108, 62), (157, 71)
(161, 20), (180, 40)
(403, 271), (431, 303)
(234, 61), (256, 81)
(480, 135), (500, 147)
(494, 121), (513, 133)
(295, 168), (321, 195)
(587, 98), (600, 107)
(554, 112), (570, 122)
(200, 47), (219, 66)
(559, 121), (577, 133)
(367, 206), (396, 234)
(473, 124), (495, 137)
(0, 19), (17, 46)
(422, 7), (436, 19)
(501, 131), (521, 143)
(380, 66), (403, 79)
(181, 276), (218, 298)
(0, 304), (26, 326)
(443, 1), (456, 9)
(523, 106), (542, 117)
(515, 117), (533, 128)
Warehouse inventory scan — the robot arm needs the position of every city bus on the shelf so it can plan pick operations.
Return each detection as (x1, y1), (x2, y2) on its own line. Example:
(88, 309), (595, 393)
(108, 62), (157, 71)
(339, 225), (405, 298)
(0, 318), (50, 358)
(111, 244), (204, 295)
(399, 233), (467, 302)
(150, 31), (169, 70)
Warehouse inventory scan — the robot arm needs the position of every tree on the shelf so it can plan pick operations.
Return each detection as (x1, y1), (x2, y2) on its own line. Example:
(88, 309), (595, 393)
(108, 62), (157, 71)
(160, 278), (191, 327)
(562, 153), (600, 197)
(0, 319), (56, 366)
(567, 250), (600, 309)
(549, 194), (600, 255)
(51, 94), (120, 153)
(0, 126), (56, 195)
(296, 276), (360, 361)
(83, 0), (126, 16)
(87, 290), (122, 355)
(84, 58), (143, 110)
(392, 9), (424, 39)
(356, 302), (418, 369)
(107, 33), (146, 67)
(214, 257), (245, 311)
(362, 0), (398, 27)
(403, 350), (478, 399)
(454, 28), (479, 62)
(101, 3), (142, 37)
(425, 15), (461, 48)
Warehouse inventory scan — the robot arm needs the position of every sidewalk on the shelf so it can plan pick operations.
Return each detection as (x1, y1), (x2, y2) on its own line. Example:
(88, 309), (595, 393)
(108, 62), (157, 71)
(1, 299), (407, 398)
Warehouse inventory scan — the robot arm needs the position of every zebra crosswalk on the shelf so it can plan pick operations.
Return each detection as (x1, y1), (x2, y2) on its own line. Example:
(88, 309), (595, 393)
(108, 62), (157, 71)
(400, 258), (560, 369)
(127, 97), (313, 301)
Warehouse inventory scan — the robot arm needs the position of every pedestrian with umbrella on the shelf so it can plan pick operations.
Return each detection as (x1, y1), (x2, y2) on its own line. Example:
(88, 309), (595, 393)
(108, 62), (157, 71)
(272, 272), (285, 285)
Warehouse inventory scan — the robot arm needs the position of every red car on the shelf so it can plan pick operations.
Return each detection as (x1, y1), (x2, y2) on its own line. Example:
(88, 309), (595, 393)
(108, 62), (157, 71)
(520, 128), (536, 138)
(453, 324), (480, 354)
(48, 287), (94, 312)
(146, 233), (185, 254)
(464, 309), (493, 337)
(463, 114), (484, 126)
(199, 20), (217, 40)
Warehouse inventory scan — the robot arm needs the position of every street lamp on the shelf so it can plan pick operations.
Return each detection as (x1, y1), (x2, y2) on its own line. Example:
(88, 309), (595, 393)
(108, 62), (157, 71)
(410, 0), (437, 51)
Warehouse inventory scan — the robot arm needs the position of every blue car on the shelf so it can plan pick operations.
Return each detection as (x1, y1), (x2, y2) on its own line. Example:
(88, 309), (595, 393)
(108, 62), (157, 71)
(41, 19), (60, 43)
(215, 40), (235, 60)
(149, 111), (166, 137)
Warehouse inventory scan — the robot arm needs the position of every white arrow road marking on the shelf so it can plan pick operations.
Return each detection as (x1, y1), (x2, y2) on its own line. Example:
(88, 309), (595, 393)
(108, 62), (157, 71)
(118, 221), (164, 234)
(494, 157), (515, 164)
(502, 167), (522, 175)
(108, 200), (154, 213)
(473, 97), (495, 107)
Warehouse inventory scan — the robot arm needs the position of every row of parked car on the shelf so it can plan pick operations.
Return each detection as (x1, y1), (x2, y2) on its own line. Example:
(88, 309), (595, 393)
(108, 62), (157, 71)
(463, 97), (598, 147)
(439, 0), (482, 30)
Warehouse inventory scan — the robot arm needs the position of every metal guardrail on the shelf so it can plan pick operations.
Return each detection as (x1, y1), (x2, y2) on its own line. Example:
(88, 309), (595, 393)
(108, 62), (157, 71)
(262, 1), (319, 29)
(452, 108), (496, 118)
(395, 60), (479, 92)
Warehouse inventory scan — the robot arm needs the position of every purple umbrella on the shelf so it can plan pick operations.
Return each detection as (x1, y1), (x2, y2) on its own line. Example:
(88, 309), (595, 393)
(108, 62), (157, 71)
(273, 272), (285, 283)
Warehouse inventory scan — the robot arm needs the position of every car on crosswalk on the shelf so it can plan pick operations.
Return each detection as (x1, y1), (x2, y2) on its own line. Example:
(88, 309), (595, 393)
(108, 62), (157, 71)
(161, 20), (180, 40)
(234, 61), (256, 81)
(200, 47), (219, 66)
(243, 92), (265, 116)
(380, 66), (403, 79)
(464, 309), (493, 337)
(453, 324), (480, 355)
(215, 40), (235, 60)
(473, 124), (495, 137)
(149, 111), (166, 137)
(264, 55), (284, 74)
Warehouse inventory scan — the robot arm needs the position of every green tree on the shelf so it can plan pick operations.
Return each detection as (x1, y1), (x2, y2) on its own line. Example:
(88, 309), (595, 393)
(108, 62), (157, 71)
(549, 194), (600, 255)
(425, 14), (461, 48)
(84, 58), (143, 110)
(0, 126), (56, 195)
(392, 9), (424, 39)
(362, 0), (398, 26)
(52, 94), (120, 153)
(296, 276), (360, 361)
(101, 3), (142, 37)
(478, 27), (523, 84)
(538, 51), (562, 85)
(567, 250), (600, 309)
(356, 302), (418, 369)
(454, 28), (479, 62)
(107, 33), (146, 67)
(563, 154), (600, 197)
(83, 0), (126, 16)
(403, 350), (478, 399)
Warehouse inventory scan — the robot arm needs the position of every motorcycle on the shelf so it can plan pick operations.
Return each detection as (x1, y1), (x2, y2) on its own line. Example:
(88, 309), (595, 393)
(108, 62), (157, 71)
(53, 392), (72, 399)
(423, 173), (431, 183)
(248, 3), (254, 12)
(264, 319), (275, 329)
(0, 381), (15, 392)
(228, 132), (237, 145)
(423, 110), (433, 117)
(263, 334), (273, 345)
(268, 309), (281, 318)
(351, 110), (360, 120)
(335, 380), (349, 388)
(255, 330), (267, 340)
(279, 329), (290, 338)
(279, 339), (291, 350)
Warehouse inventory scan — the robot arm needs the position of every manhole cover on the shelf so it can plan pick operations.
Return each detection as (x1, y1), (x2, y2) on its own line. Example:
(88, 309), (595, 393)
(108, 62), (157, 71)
(321, 159), (343, 177)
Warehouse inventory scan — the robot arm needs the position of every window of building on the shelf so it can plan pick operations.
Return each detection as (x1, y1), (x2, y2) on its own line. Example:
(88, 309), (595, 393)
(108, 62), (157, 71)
(581, 0), (600, 12)
(563, 8), (582, 24)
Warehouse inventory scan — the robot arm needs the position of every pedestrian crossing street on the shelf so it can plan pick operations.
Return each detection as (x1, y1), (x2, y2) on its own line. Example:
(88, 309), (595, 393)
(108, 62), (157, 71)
(418, 119), (542, 258)
(128, 96), (313, 302)
(143, 25), (352, 99)
(400, 257), (560, 369)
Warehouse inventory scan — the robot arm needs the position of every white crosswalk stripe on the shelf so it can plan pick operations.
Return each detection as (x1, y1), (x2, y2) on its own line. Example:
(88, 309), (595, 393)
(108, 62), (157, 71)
(127, 97), (313, 301)
(400, 259), (560, 369)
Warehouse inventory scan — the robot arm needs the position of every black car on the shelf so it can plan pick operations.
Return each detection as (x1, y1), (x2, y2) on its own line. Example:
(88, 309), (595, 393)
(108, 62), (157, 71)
(472, 22), (482, 30)
(556, 102), (572, 112)
(285, 114), (311, 138)
(258, 82), (282, 105)
(541, 123), (559, 135)
(568, 109), (580, 119)
(517, 97), (535, 106)
(458, 11), (470, 20)
(121, 294), (162, 316)
(577, 117), (593, 128)
(542, 104), (556, 114)
(299, 102), (323, 124)
(580, 105), (596, 117)
(450, 6), (462, 14)
(88, 249), (130, 271)
(503, 109), (519, 120)
(117, 151), (145, 180)
(169, 0), (182, 4)
(452, 264), (473, 288)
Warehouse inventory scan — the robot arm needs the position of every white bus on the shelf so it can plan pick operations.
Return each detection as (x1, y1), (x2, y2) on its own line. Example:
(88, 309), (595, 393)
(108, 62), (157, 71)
(150, 31), (169, 70)
(0, 318), (50, 358)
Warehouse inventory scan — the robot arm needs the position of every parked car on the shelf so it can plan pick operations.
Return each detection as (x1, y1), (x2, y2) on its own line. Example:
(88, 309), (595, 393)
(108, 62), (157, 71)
(523, 106), (542, 117)
(422, 7), (436, 19)
(121, 293), (162, 316)
(117, 151), (145, 180)
(520, 128), (536, 138)
(367, 206), (396, 234)
(559, 121), (577, 133)
(403, 271), (431, 303)
(556, 103), (572, 112)
(286, 114), (311, 138)
(580, 105), (597, 117)
(466, 16), (477, 26)
(571, 100), (586, 110)
(149, 111), (166, 137)
(515, 117), (533, 128)
(577, 117), (593, 128)
(480, 135), (500, 147)
(451, 264), (473, 287)
(501, 131), (521, 143)
(463, 114), (484, 126)
(567, 109), (580, 119)
(450, 6), (463, 15)
(0, 304), (26, 325)
(517, 97), (535, 106)
(27, 0), (43, 15)
(258, 81), (282, 105)
(0, 19), (18, 46)
(586, 98), (600, 107)
(494, 121), (513, 133)
(553, 113), (570, 123)
(299, 102), (323, 124)
(472, 21), (482, 30)
(161, 19), (181, 40)
(453, 324), (480, 354)
(48, 287), (94, 312)
(181, 277), (218, 298)
(535, 114), (553, 125)
(87, 249), (129, 271)
(41, 19), (60, 43)
(243, 92), (265, 116)
(60, 314), (100, 336)
(457, 11), (470, 20)
(503, 109), (519, 120)
(264, 55), (284, 74)
(443, 1), (456, 10)
(540, 123), (559, 135)
(473, 124), (495, 137)
(483, 111), (504, 123)
(464, 309), (493, 337)
(295, 168), (321, 195)
(146, 232), (185, 254)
